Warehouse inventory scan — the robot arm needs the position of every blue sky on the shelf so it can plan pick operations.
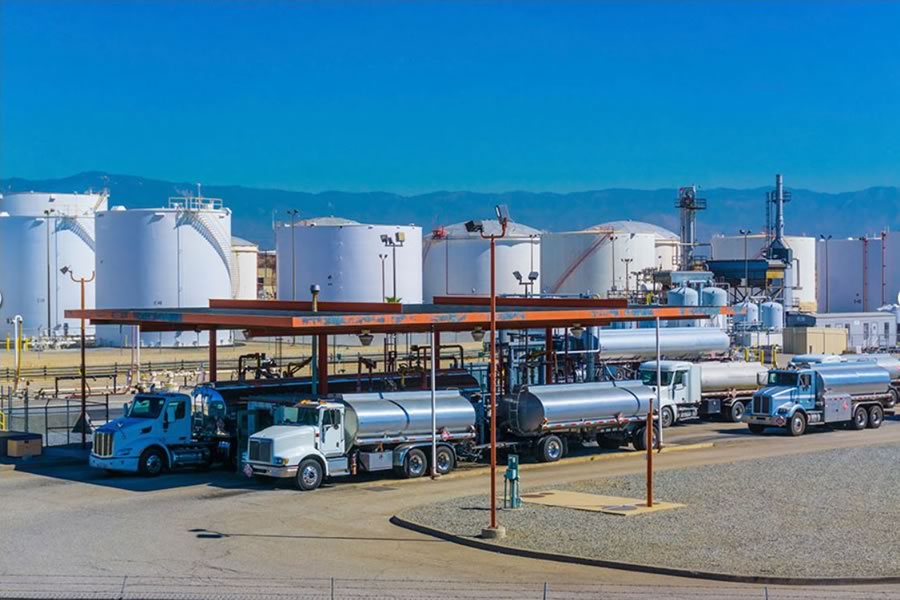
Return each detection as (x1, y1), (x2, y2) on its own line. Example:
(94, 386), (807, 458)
(2, 0), (899, 193)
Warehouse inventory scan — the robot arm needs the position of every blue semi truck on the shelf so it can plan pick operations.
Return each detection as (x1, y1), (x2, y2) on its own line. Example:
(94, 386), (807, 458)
(745, 362), (897, 436)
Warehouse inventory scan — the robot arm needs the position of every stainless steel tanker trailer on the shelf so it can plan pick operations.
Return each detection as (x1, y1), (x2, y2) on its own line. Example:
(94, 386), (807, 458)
(244, 380), (658, 490)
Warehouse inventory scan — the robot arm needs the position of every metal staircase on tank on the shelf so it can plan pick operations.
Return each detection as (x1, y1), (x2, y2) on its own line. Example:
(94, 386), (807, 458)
(56, 216), (96, 252)
(171, 196), (232, 282)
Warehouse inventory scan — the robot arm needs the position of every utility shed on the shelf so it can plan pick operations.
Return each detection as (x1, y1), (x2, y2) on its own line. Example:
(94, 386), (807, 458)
(783, 327), (847, 355)
(785, 312), (896, 351)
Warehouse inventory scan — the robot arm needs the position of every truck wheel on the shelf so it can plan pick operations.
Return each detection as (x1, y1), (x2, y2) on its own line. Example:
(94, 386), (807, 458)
(748, 423), (765, 434)
(294, 459), (323, 491)
(868, 405), (884, 429)
(402, 449), (428, 478)
(888, 388), (899, 409)
(632, 424), (659, 451)
(138, 447), (166, 477)
(537, 435), (564, 463)
(434, 447), (455, 475)
(786, 413), (806, 437)
(851, 406), (868, 431)
(729, 402), (746, 423)
(660, 406), (675, 428)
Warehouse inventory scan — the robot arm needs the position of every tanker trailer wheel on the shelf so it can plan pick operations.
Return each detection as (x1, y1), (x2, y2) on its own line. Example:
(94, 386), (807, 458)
(868, 405), (884, 429)
(138, 447), (166, 477)
(400, 449), (428, 478)
(660, 406), (675, 428)
(434, 446), (456, 475)
(294, 459), (324, 491)
(787, 412), (807, 437)
(728, 401), (746, 423)
(851, 406), (868, 431)
(632, 424), (659, 451)
(536, 435), (564, 463)
(889, 388), (900, 409)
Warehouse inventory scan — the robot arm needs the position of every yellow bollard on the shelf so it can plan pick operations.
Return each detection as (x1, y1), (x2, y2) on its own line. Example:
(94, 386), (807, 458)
(5, 335), (9, 352)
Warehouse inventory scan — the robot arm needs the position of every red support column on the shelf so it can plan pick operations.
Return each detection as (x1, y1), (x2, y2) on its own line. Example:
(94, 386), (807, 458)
(318, 333), (328, 395)
(208, 329), (218, 383)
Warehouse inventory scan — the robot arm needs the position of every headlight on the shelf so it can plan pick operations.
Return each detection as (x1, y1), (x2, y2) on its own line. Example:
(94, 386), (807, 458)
(776, 407), (789, 415)
(273, 456), (289, 466)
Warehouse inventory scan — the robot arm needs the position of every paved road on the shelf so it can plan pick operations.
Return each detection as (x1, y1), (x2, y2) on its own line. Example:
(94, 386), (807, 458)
(3, 419), (900, 599)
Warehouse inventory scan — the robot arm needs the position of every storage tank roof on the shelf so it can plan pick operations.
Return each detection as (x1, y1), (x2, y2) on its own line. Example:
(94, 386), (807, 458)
(587, 220), (679, 240)
(430, 219), (541, 240)
(298, 216), (361, 226)
(231, 236), (258, 248)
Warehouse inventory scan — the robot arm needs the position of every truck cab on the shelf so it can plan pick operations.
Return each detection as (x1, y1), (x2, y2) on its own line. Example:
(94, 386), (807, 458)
(91, 390), (232, 476)
(639, 360), (700, 427)
(244, 400), (350, 491)
(746, 369), (823, 435)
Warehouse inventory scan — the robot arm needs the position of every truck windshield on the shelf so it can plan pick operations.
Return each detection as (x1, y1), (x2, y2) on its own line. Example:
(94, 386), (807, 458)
(640, 370), (674, 386)
(127, 396), (165, 419)
(768, 372), (799, 386)
(279, 406), (320, 426)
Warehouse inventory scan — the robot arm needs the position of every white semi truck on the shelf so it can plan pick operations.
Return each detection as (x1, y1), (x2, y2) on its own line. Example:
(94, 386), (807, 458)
(638, 360), (768, 426)
(245, 382), (659, 491)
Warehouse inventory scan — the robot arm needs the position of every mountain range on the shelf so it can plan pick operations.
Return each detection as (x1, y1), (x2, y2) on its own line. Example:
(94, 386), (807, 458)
(3, 172), (898, 249)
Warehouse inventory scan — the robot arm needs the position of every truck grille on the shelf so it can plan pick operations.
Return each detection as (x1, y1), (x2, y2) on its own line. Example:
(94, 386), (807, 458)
(249, 439), (273, 463)
(93, 431), (114, 457)
(753, 396), (771, 415)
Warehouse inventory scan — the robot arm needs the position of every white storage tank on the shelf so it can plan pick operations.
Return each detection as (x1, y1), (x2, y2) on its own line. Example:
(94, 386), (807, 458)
(541, 225), (656, 297)
(0, 192), (107, 338)
(276, 218), (423, 303)
(760, 301), (784, 331)
(423, 220), (540, 301)
(733, 301), (760, 329)
(701, 286), (729, 329)
(231, 236), (259, 300)
(593, 220), (680, 271)
(711, 233), (816, 311)
(818, 233), (900, 314)
(95, 199), (233, 347)
(667, 285), (699, 327)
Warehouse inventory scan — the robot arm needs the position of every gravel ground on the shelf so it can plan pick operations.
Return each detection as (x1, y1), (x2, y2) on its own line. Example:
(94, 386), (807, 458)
(400, 444), (900, 578)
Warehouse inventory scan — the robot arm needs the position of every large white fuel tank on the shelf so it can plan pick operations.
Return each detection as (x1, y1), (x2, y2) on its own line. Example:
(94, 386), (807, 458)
(697, 361), (768, 392)
(231, 236), (259, 300)
(94, 199), (233, 347)
(423, 220), (541, 301)
(0, 191), (107, 337)
(276, 218), (423, 303)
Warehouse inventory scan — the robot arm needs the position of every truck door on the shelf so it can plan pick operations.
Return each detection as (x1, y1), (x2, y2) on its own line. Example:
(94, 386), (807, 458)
(161, 398), (190, 445)
(320, 408), (346, 457)
(672, 369), (688, 405)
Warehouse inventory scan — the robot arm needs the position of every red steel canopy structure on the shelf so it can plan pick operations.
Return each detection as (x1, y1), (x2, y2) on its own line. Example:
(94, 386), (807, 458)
(68, 296), (730, 389)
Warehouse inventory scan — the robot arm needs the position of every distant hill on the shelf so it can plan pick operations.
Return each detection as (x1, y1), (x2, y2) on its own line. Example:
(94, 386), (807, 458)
(3, 171), (898, 249)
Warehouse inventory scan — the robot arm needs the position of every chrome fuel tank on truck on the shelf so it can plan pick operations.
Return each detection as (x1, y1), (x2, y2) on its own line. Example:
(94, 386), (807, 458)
(594, 328), (730, 361)
(844, 354), (900, 381)
(813, 364), (892, 398)
(502, 381), (654, 435)
(338, 391), (476, 446)
(698, 362), (768, 392)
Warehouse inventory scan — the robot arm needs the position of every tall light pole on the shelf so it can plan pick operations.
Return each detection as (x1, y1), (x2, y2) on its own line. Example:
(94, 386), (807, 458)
(380, 232), (406, 301)
(739, 229), (752, 292)
(466, 205), (509, 539)
(820, 234), (832, 312)
(61, 266), (95, 449)
(621, 258), (634, 293)
(609, 234), (618, 292)
(378, 254), (388, 302)
(287, 210), (300, 301)
(44, 208), (56, 337)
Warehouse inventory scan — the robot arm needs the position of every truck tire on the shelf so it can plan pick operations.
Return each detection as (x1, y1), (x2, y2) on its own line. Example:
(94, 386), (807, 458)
(888, 387), (900, 409)
(660, 406), (675, 428)
(728, 401), (746, 423)
(632, 424), (659, 451)
(868, 405), (884, 429)
(294, 458), (324, 491)
(748, 423), (765, 435)
(434, 446), (455, 475)
(537, 435), (564, 463)
(851, 406), (868, 431)
(138, 447), (166, 477)
(401, 449), (428, 478)
(787, 413), (806, 437)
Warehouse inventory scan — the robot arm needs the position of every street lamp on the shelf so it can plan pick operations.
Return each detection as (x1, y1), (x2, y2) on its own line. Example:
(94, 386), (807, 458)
(820, 234), (832, 312)
(43, 208), (56, 337)
(378, 254), (388, 302)
(380, 232), (406, 301)
(61, 266), (95, 449)
(466, 204), (509, 539)
(513, 270), (539, 297)
(739, 229), (752, 290)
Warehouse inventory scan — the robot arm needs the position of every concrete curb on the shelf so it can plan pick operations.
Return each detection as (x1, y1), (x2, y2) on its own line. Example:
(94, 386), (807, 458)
(390, 515), (900, 586)
(358, 442), (716, 489)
